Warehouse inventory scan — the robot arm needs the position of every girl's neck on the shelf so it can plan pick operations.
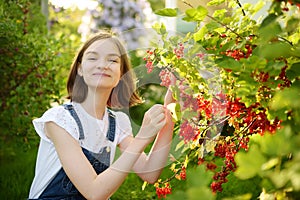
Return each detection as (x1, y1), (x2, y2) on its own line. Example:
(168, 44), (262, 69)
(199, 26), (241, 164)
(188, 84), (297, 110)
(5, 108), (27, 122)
(81, 89), (111, 120)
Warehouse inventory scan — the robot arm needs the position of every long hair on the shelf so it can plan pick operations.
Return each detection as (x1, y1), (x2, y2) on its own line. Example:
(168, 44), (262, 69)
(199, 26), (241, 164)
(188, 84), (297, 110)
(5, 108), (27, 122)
(66, 30), (142, 108)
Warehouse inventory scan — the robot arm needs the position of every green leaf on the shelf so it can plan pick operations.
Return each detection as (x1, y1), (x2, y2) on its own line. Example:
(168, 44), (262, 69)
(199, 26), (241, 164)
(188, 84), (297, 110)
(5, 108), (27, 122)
(187, 187), (215, 200)
(265, 60), (286, 76)
(193, 26), (207, 42)
(183, 6), (208, 22)
(258, 19), (282, 43)
(182, 109), (198, 119)
(269, 170), (290, 188)
(253, 1), (265, 14)
(222, 193), (252, 200)
(267, 108), (287, 121)
(291, 173), (300, 191)
(244, 55), (267, 70)
(141, 181), (148, 190)
(154, 8), (178, 17)
(152, 22), (167, 35)
(212, 9), (227, 18)
(187, 165), (213, 187)
(286, 62), (300, 80)
(207, 0), (225, 6)
(175, 140), (185, 152)
(260, 14), (277, 29)
(235, 144), (267, 179)
(166, 191), (187, 200)
(261, 157), (280, 170)
(258, 42), (293, 59)
(286, 18), (300, 34)
(167, 103), (181, 122)
(216, 57), (241, 71)
(259, 126), (293, 156)
(270, 87), (300, 109)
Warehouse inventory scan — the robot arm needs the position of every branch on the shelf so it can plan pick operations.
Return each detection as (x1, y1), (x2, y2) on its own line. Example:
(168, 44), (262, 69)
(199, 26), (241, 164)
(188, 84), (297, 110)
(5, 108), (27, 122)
(182, 1), (243, 39)
(236, 0), (246, 16)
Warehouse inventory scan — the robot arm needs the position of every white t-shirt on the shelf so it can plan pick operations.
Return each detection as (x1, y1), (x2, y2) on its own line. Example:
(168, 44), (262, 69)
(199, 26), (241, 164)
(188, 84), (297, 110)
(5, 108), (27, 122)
(29, 102), (132, 198)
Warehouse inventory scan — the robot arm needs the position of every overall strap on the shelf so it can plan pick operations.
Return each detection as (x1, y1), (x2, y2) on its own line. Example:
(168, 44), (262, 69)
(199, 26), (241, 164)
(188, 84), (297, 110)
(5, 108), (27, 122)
(106, 109), (116, 142)
(64, 103), (116, 142)
(63, 104), (85, 140)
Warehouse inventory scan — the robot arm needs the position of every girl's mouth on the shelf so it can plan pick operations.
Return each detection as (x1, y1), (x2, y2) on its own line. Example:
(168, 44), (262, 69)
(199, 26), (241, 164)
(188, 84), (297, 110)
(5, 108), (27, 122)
(93, 72), (111, 77)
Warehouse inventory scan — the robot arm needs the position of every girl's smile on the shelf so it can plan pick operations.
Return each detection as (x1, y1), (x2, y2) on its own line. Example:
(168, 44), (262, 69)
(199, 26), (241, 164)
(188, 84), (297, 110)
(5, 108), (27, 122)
(80, 39), (121, 89)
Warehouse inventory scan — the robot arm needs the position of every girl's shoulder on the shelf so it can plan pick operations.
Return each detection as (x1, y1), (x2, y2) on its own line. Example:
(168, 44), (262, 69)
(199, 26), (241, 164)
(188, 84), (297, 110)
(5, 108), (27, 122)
(33, 104), (78, 142)
(44, 104), (66, 114)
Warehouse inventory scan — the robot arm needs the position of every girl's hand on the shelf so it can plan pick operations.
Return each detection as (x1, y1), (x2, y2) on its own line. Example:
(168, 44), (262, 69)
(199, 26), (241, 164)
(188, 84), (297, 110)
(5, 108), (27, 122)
(164, 73), (177, 106)
(137, 104), (167, 141)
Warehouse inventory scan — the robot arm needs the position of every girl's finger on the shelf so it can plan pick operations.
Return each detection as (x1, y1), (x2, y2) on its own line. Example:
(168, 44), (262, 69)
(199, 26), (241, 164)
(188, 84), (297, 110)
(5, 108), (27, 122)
(152, 112), (165, 124)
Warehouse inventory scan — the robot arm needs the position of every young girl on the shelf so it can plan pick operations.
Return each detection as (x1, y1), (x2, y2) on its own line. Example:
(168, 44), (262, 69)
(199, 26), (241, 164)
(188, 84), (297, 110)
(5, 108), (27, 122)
(28, 30), (175, 200)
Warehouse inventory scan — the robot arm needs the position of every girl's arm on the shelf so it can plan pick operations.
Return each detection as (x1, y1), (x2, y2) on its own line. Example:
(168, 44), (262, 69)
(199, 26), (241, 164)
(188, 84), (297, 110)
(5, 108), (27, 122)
(119, 111), (174, 184)
(45, 104), (166, 200)
(119, 86), (176, 183)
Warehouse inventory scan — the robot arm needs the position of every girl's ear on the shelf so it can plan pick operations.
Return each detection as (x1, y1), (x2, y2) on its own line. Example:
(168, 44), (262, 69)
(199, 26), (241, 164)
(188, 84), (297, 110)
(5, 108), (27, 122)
(77, 64), (83, 76)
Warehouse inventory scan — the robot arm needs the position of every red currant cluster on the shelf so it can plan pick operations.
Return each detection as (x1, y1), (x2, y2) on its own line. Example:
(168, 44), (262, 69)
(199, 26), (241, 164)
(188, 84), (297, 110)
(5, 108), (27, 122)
(179, 84), (199, 111)
(179, 120), (199, 143)
(198, 157), (231, 193)
(196, 53), (206, 59)
(256, 71), (270, 83)
(244, 106), (281, 135)
(276, 0), (300, 10)
(197, 141), (237, 193)
(252, 63), (291, 89)
(212, 95), (228, 118)
(155, 182), (172, 199)
(179, 166), (186, 180)
(196, 93), (227, 121)
(174, 165), (187, 180)
(192, 94), (281, 193)
(223, 44), (253, 61)
(206, 162), (217, 171)
(143, 50), (154, 73)
(227, 98), (281, 135)
(174, 43), (184, 59)
(159, 69), (172, 87)
(211, 141), (237, 192)
(277, 65), (291, 89)
(226, 98), (247, 120)
(197, 94), (212, 119)
(238, 137), (250, 151)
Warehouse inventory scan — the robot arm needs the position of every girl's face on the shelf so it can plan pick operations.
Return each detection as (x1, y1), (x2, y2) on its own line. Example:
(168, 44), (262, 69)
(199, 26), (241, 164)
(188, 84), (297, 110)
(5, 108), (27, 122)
(79, 39), (121, 90)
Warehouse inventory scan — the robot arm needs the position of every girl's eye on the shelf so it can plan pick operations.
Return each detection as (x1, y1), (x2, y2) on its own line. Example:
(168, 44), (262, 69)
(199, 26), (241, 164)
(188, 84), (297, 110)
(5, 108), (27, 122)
(108, 58), (119, 63)
(87, 57), (96, 60)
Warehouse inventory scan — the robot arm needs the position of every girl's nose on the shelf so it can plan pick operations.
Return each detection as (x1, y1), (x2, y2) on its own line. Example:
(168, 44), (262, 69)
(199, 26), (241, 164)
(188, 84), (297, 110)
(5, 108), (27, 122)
(97, 59), (109, 69)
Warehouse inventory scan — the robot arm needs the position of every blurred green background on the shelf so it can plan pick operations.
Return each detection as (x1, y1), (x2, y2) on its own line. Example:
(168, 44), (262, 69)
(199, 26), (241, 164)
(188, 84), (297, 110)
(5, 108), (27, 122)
(0, 0), (167, 199)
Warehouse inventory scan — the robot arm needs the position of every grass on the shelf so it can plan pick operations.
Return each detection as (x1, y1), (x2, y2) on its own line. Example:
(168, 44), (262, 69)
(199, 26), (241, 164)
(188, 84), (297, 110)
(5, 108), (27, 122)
(0, 144), (37, 200)
(0, 142), (263, 200)
(0, 143), (159, 200)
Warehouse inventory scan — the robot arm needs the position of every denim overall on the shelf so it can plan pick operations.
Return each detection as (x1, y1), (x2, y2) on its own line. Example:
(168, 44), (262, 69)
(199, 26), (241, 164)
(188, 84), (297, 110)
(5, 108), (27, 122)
(35, 104), (116, 200)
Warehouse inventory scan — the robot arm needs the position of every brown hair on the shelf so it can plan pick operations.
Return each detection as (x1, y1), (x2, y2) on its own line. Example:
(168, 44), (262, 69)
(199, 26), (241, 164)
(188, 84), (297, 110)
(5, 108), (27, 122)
(67, 30), (142, 108)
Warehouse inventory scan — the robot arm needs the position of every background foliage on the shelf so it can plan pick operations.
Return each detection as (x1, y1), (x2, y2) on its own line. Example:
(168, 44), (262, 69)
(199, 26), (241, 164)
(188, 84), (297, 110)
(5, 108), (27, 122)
(0, 0), (80, 198)
(0, 0), (299, 199)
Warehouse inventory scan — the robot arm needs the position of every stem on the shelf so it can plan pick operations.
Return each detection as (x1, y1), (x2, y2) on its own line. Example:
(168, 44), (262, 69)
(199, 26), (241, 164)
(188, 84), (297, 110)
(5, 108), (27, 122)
(182, 1), (243, 39)
(278, 36), (294, 46)
(231, 118), (257, 141)
(236, 0), (246, 16)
